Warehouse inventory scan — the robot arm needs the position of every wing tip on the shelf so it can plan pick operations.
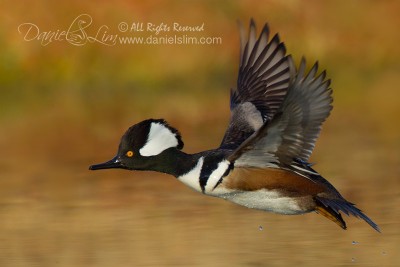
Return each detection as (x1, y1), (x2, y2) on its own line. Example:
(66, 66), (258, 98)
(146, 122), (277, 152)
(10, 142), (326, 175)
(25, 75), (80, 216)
(250, 18), (256, 28)
(260, 23), (270, 38)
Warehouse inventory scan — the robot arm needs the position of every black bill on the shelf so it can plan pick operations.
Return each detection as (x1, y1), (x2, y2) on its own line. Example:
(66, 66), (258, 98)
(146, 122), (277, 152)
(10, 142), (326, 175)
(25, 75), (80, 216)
(89, 156), (124, 170)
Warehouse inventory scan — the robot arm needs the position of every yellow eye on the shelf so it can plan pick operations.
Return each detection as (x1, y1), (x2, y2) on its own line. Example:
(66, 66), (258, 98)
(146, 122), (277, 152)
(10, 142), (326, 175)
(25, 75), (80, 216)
(126, 151), (134, 157)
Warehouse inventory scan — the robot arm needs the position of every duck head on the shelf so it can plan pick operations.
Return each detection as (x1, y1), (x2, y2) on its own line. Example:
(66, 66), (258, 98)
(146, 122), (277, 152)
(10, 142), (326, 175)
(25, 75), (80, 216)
(89, 119), (184, 171)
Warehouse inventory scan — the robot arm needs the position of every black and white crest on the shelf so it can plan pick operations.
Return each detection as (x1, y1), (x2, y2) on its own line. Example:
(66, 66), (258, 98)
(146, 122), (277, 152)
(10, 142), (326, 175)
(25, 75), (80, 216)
(138, 119), (184, 156)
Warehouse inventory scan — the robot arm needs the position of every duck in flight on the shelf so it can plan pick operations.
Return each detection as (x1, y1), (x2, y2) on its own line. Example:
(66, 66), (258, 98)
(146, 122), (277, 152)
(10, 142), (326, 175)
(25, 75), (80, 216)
(89, 20), (380, 232)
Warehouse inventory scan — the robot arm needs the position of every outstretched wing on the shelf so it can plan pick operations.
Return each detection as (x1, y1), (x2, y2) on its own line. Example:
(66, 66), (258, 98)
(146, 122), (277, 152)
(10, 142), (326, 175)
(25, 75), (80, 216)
(229, 57), (333, 168)
(220, 19), (291, 150)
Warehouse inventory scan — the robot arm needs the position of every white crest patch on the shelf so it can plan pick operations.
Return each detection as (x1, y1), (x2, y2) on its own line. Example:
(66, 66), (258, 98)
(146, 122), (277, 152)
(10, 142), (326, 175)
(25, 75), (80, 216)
(204, 160), (230, 194)
(177, 157), (204, 192)
(139, 122), (179, 156)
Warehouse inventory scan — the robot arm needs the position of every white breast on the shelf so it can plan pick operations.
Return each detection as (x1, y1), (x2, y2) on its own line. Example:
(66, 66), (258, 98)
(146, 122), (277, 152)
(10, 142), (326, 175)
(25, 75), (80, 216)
(204, 160), (230, 193)
(177, 157), (204, 192)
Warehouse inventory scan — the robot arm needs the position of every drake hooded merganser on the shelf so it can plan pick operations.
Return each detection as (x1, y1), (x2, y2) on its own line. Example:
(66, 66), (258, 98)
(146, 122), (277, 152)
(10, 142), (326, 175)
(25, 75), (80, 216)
(89, 20), (380, 232)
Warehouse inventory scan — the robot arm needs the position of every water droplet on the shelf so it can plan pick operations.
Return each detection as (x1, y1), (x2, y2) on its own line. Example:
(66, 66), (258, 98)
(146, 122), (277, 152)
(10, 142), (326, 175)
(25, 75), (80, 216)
(352, 241), (359, 245)
(258, 225), (263, 231)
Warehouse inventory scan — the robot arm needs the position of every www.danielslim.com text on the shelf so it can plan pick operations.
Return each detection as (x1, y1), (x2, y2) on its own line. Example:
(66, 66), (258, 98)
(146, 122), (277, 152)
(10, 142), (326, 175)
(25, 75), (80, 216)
(119, 34), (222, 45)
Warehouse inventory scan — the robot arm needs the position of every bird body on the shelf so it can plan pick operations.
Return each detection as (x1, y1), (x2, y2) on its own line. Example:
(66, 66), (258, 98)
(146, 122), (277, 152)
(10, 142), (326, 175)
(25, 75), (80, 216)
(90, 20), (380, 232)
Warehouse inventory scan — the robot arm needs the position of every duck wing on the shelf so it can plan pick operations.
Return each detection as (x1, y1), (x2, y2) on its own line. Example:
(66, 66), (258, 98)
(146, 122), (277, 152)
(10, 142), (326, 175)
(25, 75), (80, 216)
(228, 57), (333, 169)
(219, 19), (291, 150)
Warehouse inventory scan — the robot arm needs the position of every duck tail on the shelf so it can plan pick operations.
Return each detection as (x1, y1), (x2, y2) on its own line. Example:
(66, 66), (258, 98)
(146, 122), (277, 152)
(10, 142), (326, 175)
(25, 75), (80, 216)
(315, 196), (380, 233)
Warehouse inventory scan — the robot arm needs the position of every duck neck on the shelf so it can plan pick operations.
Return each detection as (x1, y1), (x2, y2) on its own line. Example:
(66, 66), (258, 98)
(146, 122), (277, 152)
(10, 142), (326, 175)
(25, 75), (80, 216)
(149, 148), (201, 178)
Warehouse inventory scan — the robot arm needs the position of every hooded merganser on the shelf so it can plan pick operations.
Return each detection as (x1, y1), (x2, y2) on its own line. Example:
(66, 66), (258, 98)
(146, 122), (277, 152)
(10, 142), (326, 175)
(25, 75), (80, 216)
(89, 20), (380, 232)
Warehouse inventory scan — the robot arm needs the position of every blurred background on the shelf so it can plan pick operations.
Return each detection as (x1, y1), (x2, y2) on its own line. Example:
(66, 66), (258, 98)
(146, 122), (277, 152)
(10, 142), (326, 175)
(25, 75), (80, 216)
(1, 0), (399, 266)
